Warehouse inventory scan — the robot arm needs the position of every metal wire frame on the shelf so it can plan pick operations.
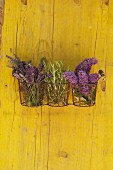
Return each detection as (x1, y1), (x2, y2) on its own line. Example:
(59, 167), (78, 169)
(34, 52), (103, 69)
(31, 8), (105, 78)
(46, 83), (70, 107)
(18, 81), (44, 107)
(72, 83), (97, 107)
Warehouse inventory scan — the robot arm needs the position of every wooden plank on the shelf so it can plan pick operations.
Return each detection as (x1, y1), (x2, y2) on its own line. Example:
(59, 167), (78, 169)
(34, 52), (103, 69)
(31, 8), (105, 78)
(0, 1), (20, 169)
(52, 0), (82, 68)
(47, 106), (97, 170)
(0, 0), (4, 46)
(0, 0), (53, 170)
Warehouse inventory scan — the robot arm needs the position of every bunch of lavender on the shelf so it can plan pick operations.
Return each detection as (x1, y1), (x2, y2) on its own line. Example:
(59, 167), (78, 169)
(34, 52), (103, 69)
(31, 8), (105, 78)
(63, 58), (104, 105)
(6, 55), (45, 83)
(6, 55), (45, 106)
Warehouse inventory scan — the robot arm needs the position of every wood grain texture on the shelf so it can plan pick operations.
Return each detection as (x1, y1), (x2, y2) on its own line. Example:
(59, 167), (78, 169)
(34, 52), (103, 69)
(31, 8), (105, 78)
(21, 0), (27, 5)
(0, 0), (4, 46)
(0, 0), (113, 170)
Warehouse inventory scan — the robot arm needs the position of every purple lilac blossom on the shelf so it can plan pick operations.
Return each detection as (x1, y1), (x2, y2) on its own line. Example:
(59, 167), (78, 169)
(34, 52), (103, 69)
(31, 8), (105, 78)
(80, 84), (91, 95)
(63, 71), (78, 87)
(78, 70), (88, 85)
(74, 58), (98, 75)
(78, 70), (90, 94)
(88, 73), (100, 84)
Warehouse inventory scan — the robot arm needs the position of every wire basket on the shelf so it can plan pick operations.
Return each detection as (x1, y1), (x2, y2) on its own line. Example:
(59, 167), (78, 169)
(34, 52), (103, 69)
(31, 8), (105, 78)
(18, 81), (44, 107)
(72, 83), (97, 107)
(46, 83), (70, 107)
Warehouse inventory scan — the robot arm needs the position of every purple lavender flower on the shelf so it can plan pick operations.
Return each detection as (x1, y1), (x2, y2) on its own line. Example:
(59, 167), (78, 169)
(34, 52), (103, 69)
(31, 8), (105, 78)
(88, 73), (100, 84)
(24, 65), (36, 83)
(38, 73), (45, 82)
(63, 71), (78, 87)
(78, 70), (88, 85)
(38, 57), (48, 73)
(34, 68), (39, 82)
(6, 55), (46, 84)
(45, 73), (53, 78)
(74, 58), (98, 75)
(38, 61), (44, 72)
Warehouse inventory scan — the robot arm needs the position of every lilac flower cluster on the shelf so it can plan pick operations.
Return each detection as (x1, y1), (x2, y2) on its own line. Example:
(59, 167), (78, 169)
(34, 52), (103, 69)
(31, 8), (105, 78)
(80, 85), (91, 95)
(6, 55), (45, 84)
(88, 73), (100, 84)
(63, 71), (78, 88)
(74, 58), (98, 75)
(63, 58), (100, 95)
(78, 70), (88, 85)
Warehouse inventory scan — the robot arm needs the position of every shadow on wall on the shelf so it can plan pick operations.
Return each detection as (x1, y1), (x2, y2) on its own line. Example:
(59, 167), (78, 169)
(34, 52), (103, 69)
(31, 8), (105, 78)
(35, 39), (52, 64)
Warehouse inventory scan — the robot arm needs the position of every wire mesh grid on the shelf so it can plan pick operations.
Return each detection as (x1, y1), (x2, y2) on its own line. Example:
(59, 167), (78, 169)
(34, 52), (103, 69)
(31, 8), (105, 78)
(72, 83), (97, 107)
(18, 81), (44, 107)
(46, 83), (70, 107)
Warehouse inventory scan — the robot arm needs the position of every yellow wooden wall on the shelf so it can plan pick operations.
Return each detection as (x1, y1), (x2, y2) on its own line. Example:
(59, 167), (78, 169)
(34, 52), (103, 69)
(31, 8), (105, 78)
(0, 0), (113, 170)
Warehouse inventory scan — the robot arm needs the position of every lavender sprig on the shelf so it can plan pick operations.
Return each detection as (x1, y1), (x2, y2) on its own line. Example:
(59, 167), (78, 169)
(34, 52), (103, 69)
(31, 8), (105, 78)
(6, 55), (46, 106)
(6, 55), (45, 84)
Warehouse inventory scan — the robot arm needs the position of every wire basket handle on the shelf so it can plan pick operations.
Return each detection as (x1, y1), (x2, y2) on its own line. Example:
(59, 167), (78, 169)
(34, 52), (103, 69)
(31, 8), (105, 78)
(98, 70), (106, 92)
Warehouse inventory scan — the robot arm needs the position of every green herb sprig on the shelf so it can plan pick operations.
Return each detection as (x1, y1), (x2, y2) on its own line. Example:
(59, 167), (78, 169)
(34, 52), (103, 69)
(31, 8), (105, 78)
(44, 61), (70, 106)
(44, 61), (70, 84)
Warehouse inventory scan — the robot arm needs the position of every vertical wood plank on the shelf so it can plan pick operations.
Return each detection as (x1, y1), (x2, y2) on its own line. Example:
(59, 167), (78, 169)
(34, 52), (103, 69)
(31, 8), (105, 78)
(0, 0), (4, 46)
(21, 0), (27, 5)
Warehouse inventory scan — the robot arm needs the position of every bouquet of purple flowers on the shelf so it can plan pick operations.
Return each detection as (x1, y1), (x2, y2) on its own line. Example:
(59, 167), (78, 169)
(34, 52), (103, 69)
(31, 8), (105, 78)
(6, 55), (45, 83)
(6, 55), (45, 106)
(63, 58), (104, 106)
